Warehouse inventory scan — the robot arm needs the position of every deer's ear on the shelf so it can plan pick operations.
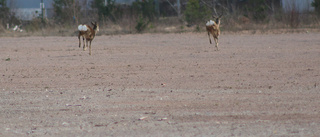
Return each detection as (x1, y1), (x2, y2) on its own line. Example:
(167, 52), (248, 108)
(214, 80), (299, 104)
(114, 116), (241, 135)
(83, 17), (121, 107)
(91, 21), (96, 25)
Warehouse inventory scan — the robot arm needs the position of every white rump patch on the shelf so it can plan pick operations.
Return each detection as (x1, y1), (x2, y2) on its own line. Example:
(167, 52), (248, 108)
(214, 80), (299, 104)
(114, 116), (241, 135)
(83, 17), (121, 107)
(206, 20), (215, 26)
(78, 25), (88, 31)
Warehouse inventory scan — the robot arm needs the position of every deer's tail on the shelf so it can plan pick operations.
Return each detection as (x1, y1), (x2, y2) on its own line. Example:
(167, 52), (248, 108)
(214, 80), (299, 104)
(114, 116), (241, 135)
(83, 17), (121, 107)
(78, 25), (88, 31)
(206, 20), (215, 26)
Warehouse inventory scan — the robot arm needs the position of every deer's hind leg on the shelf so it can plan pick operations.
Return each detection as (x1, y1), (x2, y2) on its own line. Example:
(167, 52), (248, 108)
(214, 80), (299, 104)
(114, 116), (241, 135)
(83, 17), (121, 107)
(78, 34), (81, 48)
(82, 37), (86, 50)
(208, 32), (212, 44)
(84, 39), (88, 51)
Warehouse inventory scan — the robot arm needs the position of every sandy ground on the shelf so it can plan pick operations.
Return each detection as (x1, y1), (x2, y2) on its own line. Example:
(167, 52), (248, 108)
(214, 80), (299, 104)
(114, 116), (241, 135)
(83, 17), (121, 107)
(1, 32), (320, 136)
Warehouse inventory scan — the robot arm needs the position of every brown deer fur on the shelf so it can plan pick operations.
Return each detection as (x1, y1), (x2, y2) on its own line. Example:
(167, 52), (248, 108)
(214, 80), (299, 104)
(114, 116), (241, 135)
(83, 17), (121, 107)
(78, 22), (99, 55)
(206, 15), (222, 51)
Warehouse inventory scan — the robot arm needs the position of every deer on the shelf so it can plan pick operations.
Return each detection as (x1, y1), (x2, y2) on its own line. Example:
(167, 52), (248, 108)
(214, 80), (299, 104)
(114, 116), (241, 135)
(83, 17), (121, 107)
(78, 21), (99, 55)
(206, 14), (222, 51)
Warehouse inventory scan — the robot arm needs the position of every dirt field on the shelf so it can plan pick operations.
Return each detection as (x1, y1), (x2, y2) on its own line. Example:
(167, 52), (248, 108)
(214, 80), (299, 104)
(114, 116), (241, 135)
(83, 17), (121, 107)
(1, 32), (320, 136)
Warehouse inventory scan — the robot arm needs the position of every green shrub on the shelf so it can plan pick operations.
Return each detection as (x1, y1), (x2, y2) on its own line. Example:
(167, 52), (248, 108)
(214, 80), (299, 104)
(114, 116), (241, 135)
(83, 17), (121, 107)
(135, 15), (149, 33)
(0, 0), (10, 27)
(131, 0), (155, 32)
(92, 0), (123, 22)
(184, 0), (211, 25)
(132, 0), (156, 21)
(243, 0), (268, 22)
(312, 0), (320, 15)
(53, 0), (81, 25)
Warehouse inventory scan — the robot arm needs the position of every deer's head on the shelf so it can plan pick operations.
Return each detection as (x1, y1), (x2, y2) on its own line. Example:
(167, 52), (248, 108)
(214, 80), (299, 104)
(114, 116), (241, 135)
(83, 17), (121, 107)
(212, 14), (223, 25)
(91, 21), (99, 32)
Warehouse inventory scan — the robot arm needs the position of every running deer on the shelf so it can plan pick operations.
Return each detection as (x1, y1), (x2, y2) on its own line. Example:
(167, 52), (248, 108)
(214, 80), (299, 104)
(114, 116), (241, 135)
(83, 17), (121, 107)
(78, 22), (99, 55)
(206, 15), (222, 51)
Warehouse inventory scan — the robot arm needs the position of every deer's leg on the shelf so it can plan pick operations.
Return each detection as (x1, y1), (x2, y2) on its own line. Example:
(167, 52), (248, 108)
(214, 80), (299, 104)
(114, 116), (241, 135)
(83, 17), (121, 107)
(83, 37), (86, 50)
(89, 41), (92, 55)
(84, 39), (88, 51)
(78, 34), (81, 48)
(208, 32), (212, 44)
(82, 37), (85, 49)
(214, 37), (219, 51)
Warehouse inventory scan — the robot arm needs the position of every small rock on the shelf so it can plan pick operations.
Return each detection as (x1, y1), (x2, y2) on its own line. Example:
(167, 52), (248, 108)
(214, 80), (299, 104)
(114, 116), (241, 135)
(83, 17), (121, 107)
(62, 122), (69, 126)
(158, 117), (167, 121)
(139, 116), (148, 120)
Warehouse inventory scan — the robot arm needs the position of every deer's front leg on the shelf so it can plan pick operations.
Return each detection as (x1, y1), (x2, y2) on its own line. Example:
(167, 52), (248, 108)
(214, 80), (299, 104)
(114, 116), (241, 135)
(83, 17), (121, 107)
(89, 41), (92, 55)
(208, 32), (212, 44)
(214, 37), (219, 51)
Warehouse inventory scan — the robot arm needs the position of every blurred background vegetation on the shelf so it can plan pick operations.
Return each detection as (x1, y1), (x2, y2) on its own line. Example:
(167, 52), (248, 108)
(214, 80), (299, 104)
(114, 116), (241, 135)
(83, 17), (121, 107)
(1, 0), (320, 36)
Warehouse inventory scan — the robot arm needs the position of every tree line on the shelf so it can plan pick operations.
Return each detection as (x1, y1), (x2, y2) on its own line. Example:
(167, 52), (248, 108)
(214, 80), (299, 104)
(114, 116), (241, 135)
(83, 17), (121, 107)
(1, 0), (320, 33)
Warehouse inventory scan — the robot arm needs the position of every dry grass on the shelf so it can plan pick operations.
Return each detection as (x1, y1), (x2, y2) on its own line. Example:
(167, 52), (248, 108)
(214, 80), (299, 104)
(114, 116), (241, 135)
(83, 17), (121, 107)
(2, 14), (320, 37)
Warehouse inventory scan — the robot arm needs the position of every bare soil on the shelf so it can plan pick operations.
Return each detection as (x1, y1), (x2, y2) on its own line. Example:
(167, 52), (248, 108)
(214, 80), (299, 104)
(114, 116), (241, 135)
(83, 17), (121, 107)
(1, 32), (320, 136)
